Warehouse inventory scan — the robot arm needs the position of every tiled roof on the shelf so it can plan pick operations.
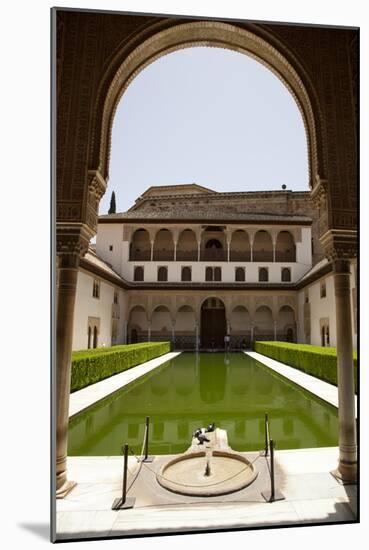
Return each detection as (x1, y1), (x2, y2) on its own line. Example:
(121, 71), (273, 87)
(99, 211), (312, 223)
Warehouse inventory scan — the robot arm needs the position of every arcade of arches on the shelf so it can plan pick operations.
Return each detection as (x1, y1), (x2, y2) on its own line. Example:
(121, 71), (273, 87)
(55, 10), (358, 496)
(127, 297), (297, 350)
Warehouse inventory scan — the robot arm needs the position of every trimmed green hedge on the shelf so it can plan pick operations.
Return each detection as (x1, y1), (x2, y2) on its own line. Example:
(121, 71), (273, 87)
(253, 341), (357, 393)
(71, 342), (171, 393)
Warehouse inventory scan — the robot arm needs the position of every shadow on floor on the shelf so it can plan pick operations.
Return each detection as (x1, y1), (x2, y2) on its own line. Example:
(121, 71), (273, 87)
(17, 523), (50, 542)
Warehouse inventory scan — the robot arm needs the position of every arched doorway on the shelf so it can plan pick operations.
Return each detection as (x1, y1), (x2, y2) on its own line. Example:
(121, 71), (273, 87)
(200, 297), (226, 349)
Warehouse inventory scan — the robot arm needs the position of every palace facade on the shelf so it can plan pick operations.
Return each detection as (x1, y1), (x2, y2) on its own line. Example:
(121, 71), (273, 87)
(71, 184), (357, 352)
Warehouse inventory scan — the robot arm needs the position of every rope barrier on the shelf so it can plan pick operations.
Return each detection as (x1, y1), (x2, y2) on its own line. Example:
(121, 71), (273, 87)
(125, 423), (148, 494)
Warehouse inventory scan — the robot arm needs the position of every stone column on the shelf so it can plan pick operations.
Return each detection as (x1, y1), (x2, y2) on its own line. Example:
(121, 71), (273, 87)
(55, 251), (80, 497)
(197, 240), (201, 262)
(150, 240), (154, 262)
(195, 321), (199, 351)
(250, 323), (254, 345)
(56, 219), (93, 499)
(147, 321), (151, 342)
(274, 320), (277, 341)
(332, 259), (357, 482)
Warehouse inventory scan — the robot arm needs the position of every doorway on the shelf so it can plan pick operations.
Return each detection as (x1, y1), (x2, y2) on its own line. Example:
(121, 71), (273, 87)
(200, 298), (226, 349)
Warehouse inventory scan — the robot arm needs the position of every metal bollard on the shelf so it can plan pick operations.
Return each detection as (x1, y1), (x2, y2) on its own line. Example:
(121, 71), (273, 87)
(260, 413), (269, 457)
(142, 416), (154, 463)
(261, 439), (285, 503)
(112, 444), (136, 510)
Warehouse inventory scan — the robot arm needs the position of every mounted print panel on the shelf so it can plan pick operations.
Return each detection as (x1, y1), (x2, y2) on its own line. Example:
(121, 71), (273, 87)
(52, 6), (358, 542)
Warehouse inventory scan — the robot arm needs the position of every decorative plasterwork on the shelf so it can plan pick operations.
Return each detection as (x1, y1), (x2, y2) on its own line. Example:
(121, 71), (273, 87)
(56, 223), (94, 261)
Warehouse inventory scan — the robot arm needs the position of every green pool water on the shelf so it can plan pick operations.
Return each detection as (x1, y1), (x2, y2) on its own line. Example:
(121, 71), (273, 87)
(68, 352), (339, 456)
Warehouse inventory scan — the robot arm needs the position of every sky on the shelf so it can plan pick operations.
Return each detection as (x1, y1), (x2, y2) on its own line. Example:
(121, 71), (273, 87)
(99, 46), (309, 215)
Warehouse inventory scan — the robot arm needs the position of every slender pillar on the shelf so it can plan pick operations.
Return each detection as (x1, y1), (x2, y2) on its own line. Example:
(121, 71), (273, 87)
(172, 320), (175, 348)
(147, 322), (151, 342)
(173, 241), (177, 262)
(274, 321), (277, 341)
(227, 239), (230, 262)
(250, 323), (254, 345)
(150, 240), (154, 261)
(250, 243), (253, 263)
(195, 321), (199, 351)
(197, 240), (201, 262)
(272, 241), (276, 262)
(332, 259), (357, 482)
(56, 252), (80, 498)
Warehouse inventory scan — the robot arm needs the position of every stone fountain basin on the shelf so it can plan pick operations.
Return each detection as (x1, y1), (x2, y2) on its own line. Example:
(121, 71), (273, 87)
(156, 449), (258, 497)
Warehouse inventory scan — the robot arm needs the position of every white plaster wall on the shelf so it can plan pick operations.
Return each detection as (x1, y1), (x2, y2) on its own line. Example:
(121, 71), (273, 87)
(296, 260), (357, 351)
(296, 227), (312, 266)
(96, 224), (123, 275)
(72, 270), (129, 350)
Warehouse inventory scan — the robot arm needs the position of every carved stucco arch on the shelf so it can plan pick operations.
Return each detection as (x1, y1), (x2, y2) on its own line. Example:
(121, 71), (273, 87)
(90, 21), (326, 199)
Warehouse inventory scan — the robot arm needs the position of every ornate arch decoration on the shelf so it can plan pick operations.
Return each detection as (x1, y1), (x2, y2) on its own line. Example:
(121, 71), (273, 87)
(89, 21), (325, 192)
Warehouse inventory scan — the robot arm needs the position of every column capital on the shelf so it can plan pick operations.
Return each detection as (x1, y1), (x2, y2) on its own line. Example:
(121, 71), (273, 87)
(57, 223), (93, 265)
(320, 229), (357, 262)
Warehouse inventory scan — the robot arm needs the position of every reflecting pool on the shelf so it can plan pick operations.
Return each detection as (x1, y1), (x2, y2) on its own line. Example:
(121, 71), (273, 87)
(68, 352), (338, 456)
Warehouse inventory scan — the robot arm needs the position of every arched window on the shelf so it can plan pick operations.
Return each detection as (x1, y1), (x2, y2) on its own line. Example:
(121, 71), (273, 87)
(214, 267), (222, 281)
(181, 266), (192, 281)
(235, 267), (245, 282)
(259, 268), (269, 282)
(281, 267), (291, 282)
(205, 267), (213, 281)
(158, 266), (168, 281)
(93, 326), (98, 348)
(134, 266), (144, 281)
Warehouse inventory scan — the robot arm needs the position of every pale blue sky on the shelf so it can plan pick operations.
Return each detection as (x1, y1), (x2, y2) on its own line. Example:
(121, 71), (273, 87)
(100, 47), (309, 215)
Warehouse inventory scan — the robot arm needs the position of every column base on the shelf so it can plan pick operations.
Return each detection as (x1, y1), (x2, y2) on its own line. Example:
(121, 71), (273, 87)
(330, 465), (357, 485)
(56, 479), (77, 499)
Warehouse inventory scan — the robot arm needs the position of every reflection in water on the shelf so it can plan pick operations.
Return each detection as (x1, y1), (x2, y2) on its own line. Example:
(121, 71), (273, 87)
(174, 356), (196, 396)
(199, 354), (226, 403)
(283, 417), (294, 436)
(68, 353), (339, 456)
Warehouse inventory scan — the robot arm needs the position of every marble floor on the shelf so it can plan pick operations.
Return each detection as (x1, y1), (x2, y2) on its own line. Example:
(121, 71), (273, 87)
(55, 447), (357, 540)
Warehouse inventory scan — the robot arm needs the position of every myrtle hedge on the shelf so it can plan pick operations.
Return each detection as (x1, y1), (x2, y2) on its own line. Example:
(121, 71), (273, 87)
(253, 341), (357, 393)
(71, 342), (171, 392)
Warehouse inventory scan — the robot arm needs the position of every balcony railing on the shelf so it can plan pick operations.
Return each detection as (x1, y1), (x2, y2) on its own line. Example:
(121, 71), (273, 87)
(129, 250), (151, 261)
(153, 250), (175, 261)
(275, 251), (296, 262)
(253, 251), (273, 262)
(200, 249), (227, 261)
(230, 250), (251, 262)
(176, 250), (198, 261)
